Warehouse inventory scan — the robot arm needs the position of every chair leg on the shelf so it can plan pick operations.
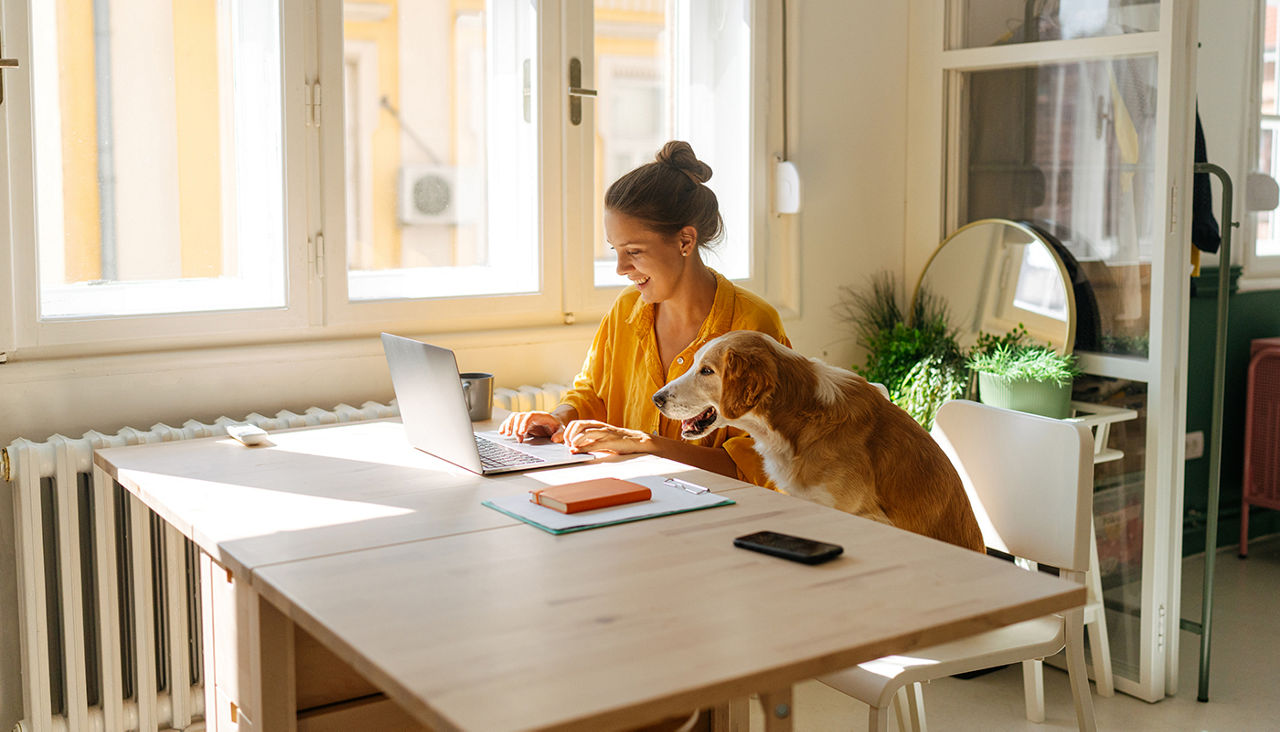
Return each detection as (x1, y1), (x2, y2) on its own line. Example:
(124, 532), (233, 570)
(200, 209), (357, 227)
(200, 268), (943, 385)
(1086, 607), (1115, 697)
(892, 687), (911, 732)
(1021, 659), (1045, 723)
(868, 702), (889, 732)
(1064, 607), (1099, 732)
(904, 682), (927, 732)
(1240, 502), (1250, 558)
(1086, 527), (1115, 696)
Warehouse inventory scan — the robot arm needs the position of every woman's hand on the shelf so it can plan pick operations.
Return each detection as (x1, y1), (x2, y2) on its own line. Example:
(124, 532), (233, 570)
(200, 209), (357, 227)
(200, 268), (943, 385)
(562, 420), (655, 455)
(498, 411), (566, 443)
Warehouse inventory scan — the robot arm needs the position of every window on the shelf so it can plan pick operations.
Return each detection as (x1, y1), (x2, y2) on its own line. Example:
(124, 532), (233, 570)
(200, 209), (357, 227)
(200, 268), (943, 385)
(1254, 0), (1280, 273)
(32, 0), (287, 318)
(590, 0), (754, 286)
(329, 0), (763, 326)
(0, 0), (781, 356)
(958, 57), (1160, 357)
(339, 0), (540, 303)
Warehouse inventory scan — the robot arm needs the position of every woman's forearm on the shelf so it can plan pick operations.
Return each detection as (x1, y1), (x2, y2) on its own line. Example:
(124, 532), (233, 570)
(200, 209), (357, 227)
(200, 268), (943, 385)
(645, 434), (740, 479)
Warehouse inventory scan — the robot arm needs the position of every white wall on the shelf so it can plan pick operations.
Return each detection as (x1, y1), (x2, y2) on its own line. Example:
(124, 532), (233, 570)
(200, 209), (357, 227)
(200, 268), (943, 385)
(0, 4), (910, 727)
(785, 2), (909, 366)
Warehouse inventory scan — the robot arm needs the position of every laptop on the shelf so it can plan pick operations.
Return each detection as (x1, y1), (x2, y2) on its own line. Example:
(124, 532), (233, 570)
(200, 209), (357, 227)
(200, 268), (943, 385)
(380, 333), (594, 474)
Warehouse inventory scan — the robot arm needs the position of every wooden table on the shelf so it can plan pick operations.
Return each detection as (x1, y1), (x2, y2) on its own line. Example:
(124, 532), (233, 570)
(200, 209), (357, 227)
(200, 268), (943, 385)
(95, 418), (1085, 732)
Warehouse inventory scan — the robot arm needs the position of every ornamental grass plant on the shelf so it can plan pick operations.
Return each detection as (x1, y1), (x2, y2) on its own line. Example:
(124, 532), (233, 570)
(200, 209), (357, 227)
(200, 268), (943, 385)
(836, 272), (967, 429)
(966, 324), (1081, 418)
(966, 325), (1081, 386)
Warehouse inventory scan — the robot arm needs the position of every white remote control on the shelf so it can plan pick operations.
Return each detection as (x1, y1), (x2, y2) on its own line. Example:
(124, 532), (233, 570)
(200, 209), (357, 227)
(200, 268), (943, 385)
(226, 424), (269, 446)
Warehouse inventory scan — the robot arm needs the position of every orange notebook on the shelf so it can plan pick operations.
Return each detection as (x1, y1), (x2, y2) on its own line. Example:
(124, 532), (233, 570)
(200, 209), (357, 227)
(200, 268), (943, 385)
(529, 478), (651, 514)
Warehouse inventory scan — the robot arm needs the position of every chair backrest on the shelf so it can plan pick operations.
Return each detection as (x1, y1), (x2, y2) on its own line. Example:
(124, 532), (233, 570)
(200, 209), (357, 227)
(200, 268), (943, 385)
(930, 400), (1093, 572)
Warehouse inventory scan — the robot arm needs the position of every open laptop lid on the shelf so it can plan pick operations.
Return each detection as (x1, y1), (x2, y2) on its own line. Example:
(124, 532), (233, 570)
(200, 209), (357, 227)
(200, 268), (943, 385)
(381, 333), (487, 474)
(380, 333), (593, 474)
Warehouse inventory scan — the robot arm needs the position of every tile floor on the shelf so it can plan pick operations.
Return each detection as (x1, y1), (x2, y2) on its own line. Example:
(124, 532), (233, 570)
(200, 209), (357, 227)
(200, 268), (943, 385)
(748, 534), (1280, 731)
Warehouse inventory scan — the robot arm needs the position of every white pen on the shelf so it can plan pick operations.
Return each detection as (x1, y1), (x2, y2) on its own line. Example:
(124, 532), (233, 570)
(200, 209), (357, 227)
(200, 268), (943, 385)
(664, 476), (710, 494)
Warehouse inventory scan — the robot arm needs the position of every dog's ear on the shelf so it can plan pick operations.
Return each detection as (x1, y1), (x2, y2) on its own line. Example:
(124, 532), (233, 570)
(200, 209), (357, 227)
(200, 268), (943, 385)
(720, 345), (773, 419)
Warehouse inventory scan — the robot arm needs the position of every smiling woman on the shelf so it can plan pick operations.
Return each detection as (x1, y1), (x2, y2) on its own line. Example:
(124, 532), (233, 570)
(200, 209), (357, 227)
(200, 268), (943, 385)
(499, 141), (790, 486)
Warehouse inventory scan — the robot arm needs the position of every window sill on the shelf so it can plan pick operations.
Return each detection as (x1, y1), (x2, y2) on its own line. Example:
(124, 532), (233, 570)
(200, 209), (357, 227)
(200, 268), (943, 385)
(1237, 275), (1280, 293)
(0, 321), (601, 372)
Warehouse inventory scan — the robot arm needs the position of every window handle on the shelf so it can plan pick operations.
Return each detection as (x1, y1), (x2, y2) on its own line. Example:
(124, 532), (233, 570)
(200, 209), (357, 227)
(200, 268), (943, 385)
(0, 43), (19, 106)
(568, 57), (596, 126)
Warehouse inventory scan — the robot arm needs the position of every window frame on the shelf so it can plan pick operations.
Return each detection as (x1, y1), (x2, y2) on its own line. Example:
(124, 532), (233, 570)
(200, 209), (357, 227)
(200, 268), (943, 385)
(0, 0), (790, 360)
(0, 0), (314, 353)
(316, 0), (567, 334)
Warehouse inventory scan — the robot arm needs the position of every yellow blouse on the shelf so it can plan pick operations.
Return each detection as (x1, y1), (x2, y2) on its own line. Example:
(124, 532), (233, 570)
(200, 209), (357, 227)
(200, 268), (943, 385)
(561, 270), (790, 487)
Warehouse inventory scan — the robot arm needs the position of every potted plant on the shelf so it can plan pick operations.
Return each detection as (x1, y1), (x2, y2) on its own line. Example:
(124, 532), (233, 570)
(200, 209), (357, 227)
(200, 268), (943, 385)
(836, 272), (967, 429)
(967, 326), (1080, 419)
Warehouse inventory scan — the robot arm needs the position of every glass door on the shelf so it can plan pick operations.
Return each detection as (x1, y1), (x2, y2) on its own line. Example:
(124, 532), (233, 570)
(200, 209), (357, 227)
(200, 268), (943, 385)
(907, 0), (1199, 702)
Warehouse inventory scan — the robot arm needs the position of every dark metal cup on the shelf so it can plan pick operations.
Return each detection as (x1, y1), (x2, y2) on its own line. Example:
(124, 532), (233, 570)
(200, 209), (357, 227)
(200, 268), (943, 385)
(460, 372), (494, 421)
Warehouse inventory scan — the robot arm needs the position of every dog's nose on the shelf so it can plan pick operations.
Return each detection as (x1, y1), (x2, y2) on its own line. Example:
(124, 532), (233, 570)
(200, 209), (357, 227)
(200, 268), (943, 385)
(652, 391), (667, 409)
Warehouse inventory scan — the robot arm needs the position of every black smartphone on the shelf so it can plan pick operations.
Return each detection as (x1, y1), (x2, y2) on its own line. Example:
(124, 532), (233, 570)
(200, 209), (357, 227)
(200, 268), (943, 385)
(733, 530), (844, 565)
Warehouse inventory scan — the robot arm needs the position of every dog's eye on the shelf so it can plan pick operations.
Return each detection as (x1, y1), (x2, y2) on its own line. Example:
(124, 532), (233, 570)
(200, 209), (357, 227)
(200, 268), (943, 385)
(699, 366), (714, 376)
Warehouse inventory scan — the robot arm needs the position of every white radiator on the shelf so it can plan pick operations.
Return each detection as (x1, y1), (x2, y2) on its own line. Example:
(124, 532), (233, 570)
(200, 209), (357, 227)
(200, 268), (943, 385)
(494, 383), (570, 413)
(2, 401), (396, 732)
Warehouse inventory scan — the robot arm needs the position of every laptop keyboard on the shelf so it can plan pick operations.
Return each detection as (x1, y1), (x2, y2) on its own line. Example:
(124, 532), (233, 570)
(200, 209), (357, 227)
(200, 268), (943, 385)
(475, 435), (546, 470)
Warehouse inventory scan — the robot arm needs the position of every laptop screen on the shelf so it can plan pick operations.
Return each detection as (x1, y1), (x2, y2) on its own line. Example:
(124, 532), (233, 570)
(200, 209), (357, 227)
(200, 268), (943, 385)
(380, 333), (485, 473)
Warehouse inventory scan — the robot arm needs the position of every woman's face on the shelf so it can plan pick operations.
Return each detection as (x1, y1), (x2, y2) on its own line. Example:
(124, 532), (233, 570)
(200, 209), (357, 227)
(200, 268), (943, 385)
(604, 209), (693, 304)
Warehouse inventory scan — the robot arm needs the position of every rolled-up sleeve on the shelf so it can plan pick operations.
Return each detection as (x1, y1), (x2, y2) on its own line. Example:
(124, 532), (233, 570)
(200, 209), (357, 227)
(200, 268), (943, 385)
(559, 315), (610, 422)
(721, 427), (772, 486)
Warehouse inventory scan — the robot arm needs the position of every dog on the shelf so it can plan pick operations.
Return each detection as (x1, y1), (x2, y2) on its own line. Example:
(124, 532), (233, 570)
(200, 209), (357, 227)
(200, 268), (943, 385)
(652, 330), (984, 553)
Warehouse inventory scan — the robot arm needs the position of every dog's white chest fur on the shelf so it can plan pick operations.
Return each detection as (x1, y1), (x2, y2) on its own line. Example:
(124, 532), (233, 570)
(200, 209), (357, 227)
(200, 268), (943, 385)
(745, 421), (838, 508)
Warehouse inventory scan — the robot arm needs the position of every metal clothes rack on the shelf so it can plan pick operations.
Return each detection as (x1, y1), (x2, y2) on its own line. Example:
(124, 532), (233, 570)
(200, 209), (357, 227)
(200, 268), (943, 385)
(1180, 162), (1234, 702)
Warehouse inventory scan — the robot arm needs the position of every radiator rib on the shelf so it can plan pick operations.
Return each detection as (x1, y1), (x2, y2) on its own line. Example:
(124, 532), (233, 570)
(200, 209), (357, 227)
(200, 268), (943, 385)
(4, 400), (396, 732)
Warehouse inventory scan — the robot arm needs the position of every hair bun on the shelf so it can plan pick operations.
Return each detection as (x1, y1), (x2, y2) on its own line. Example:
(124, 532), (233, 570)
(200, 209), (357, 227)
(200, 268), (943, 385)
(655, 140), (713, 184)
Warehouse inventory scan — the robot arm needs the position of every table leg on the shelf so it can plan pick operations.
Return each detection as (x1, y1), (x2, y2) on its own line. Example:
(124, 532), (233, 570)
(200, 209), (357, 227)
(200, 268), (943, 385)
(258, 596), (297, 731)
(205, 554), (297, 731)
(711, 698), (749, 732)
(758, 688), (793, 732)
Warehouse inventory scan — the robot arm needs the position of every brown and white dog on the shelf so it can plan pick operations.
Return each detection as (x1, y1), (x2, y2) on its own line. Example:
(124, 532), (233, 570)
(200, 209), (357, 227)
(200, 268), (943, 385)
(652, 330), (984, 553)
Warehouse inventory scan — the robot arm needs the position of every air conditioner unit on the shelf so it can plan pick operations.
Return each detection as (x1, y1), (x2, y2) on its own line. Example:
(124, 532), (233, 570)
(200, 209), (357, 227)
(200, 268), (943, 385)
(398, 164), (479, 226)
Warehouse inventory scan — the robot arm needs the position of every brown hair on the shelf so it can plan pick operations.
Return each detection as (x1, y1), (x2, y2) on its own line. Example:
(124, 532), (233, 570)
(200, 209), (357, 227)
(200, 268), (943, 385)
(604, 140), (724, 247)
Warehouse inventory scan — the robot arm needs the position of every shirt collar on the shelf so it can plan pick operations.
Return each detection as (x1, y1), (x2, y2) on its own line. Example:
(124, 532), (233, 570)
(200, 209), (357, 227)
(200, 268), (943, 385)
(624, 269), (732, 339)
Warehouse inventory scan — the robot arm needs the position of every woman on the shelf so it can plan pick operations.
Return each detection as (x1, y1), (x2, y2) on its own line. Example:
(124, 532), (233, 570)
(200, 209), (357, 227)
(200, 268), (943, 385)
(499, 141), (789, 485)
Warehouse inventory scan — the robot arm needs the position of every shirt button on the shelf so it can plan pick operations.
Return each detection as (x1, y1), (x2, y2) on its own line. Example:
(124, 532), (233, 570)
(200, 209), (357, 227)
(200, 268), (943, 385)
(677, 357), (684, 364)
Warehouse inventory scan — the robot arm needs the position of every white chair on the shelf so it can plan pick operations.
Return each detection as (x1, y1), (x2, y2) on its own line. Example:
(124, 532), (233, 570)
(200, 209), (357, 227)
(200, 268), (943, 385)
(817, 399), (1098, 732)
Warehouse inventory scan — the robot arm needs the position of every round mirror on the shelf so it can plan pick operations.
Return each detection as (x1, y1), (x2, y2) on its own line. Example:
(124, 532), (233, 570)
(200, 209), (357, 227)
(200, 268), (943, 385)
(914, 219), (1075, 354)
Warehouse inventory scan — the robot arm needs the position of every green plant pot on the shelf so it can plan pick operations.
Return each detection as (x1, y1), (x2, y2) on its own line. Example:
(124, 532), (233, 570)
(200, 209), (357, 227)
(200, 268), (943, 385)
(976, 372), (1072, 419)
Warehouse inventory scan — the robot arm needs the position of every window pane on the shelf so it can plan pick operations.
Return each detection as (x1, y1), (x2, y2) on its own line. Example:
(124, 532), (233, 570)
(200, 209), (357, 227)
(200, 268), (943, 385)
(947, 0), (1159, 50)
(1257, 125), (1280, 256)
(1264, 60), (1277, 117)
(958, 57), (1159, 357)
(33, 0), (286, 319)
(591, 0), (751, 287)
(1074, 375), (1148, 684)
(343, 0), (539, 302)
(1268, 2), (1280, 115)
(1259, 2), (1280, 259)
